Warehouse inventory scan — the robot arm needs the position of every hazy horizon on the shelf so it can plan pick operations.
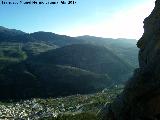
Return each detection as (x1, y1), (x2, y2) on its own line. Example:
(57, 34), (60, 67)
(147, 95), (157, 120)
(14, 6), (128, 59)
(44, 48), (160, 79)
(0, 25), (139, 41)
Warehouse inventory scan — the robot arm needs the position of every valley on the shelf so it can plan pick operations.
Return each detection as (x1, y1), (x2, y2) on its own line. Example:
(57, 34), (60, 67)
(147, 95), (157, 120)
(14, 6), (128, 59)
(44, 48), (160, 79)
(0, 26), (138, 119)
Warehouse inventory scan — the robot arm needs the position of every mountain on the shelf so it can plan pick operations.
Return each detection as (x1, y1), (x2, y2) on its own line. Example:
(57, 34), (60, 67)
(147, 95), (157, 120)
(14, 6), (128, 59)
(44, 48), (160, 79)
(0, 26), (29, 42)
(103, 1), (160, 119)
(0, 44), (133, 99)
(77, 35), (137, 45)
(30, 32), (80, 46)
(76, 36), (139, 68)
(0, 26), (138, 99)
(30, 44), (134, 83)
(29, 33), (139, 68)
(0, 26), (25, 36)
(0, 27), (138, 68)
(0, 61), (111, 99)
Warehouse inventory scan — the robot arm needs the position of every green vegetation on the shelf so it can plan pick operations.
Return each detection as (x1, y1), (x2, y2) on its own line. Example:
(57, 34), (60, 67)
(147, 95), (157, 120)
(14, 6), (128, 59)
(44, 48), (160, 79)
(0, 41), (57, 71)
(42, 113), (98, 120)
(23, 42), (58, 55)
(0, 42), (27, 61)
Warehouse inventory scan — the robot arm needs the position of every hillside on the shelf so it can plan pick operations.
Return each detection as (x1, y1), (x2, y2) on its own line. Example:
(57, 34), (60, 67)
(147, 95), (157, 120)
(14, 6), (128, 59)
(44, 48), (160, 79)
(77, 36), (139, 67)
(0, 61), (111, 99)
(29, 32), (139, 68)
(30, 32), (80, 46)
(0, 26), (25, 37)
(31, 44), (134, 83)
(0, 42), (57, 72)
(0, 43), (133, 99)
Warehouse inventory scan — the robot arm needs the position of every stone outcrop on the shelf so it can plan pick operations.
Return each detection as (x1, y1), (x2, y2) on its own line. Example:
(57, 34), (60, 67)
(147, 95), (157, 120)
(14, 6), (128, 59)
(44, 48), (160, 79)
(103, 0), (160, 119)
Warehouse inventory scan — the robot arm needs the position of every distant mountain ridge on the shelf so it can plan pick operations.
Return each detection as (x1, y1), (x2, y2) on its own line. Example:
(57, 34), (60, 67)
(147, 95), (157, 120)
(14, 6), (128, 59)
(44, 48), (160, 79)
(0, 26), (25, 35)
(76, 35), (139, 67)
(0, 26), (139, 67)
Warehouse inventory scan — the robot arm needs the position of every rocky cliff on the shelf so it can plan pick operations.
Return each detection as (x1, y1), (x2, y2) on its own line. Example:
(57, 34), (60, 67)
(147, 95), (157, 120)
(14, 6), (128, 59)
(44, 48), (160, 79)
(103, 0), (160, 119)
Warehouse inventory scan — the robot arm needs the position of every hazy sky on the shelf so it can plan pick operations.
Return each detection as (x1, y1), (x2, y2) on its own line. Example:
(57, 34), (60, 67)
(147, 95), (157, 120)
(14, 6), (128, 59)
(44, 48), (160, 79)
(0, 0), (155, 39)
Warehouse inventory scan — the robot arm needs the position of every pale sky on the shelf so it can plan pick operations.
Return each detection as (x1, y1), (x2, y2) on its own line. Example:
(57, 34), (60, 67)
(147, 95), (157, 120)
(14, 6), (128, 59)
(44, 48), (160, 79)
(62, 0), (155, 39)
(0, 0), (155, 39)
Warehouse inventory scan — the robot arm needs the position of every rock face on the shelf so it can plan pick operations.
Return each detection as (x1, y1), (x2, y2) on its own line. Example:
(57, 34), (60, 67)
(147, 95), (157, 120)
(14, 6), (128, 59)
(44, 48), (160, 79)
(103, 0), (160, 119)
